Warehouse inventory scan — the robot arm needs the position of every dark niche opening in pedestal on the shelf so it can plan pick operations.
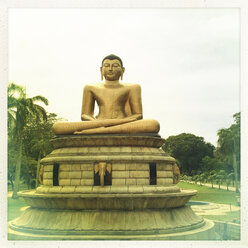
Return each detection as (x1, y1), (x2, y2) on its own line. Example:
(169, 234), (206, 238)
(53, 163), (59, 186)
(149, 163), (157, 185)
(94, 171), (112, 186)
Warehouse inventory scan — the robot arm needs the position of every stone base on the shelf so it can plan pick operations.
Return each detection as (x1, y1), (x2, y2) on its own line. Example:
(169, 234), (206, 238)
(9, 134), (217, 240)
(8, 206), (217, 240)
(17, 188), (196, 210)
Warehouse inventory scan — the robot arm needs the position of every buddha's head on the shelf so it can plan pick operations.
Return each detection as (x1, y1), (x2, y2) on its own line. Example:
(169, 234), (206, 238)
(101, 54), (125, 81)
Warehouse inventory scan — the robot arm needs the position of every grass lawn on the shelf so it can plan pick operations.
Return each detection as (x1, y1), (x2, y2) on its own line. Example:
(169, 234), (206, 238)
(8, 182), (31, 221)
(8, 196), (27, 221)
(178, 181), (239, 205)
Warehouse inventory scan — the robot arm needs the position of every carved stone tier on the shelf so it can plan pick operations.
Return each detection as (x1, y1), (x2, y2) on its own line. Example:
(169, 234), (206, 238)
(9, 207), (216, 240)
(51, 133), (164, 148)
(18, 188), (196, 210)
(39, 135), (177, 189)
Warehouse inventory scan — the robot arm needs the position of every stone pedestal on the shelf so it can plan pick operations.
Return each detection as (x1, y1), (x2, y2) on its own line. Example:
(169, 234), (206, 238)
(8, 135), (217, 240)
(40, 134), (176, 187)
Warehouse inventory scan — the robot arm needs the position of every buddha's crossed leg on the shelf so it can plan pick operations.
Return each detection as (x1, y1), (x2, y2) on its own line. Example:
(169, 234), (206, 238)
(52, 119), (159, 135)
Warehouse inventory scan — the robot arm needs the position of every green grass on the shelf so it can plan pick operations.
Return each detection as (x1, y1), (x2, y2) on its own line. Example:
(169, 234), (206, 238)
(8, 182), (33, 221)
(178, 181), (239, 205)
(8, 196), (27, 221)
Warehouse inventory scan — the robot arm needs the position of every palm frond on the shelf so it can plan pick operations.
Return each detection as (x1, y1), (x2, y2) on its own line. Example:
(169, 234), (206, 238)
(8, 82), (26, 98)
(32, 95), (49, 106)
(33, 104), (48, 121)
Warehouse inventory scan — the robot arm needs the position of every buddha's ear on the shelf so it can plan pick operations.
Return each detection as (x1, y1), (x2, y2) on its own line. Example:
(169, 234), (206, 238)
(121, 67), (125, 80)
(100, 67), (103, 80)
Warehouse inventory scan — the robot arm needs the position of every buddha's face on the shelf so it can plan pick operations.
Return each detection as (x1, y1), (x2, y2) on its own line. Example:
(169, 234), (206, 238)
(101, 59), (125, 81)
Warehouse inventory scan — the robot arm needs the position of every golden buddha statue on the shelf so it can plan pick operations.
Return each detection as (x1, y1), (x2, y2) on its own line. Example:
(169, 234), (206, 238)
(52, 54), (160, 135)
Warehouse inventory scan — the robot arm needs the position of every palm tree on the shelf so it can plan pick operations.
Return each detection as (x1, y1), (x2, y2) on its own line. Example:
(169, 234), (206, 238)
(199, 172), (208, 186)
(215, 171), (221, 189)
(198, 174), (204, 186)
(187, 175), (192, 183)
(192, 175), (199, 185)
(8, 83), (48, 198)
(215, 170), (225, 190)
(181, 174), (188, 181)
(208, 170), (217, 188)
(226, 172), (234, 191)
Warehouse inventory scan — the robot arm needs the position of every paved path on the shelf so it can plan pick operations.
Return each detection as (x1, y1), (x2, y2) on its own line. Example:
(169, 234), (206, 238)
(188, 201), (240, 216)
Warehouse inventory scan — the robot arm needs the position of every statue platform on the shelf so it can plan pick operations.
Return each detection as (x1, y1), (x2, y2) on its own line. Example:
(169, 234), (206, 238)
(8, 134), (217, 240)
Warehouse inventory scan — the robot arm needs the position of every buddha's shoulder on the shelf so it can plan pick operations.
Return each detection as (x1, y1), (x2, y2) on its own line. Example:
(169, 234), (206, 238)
(83, 83), (102, 89)
(120, 83), (141, 88)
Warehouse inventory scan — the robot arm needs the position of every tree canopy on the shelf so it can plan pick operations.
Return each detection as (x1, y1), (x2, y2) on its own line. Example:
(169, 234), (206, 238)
(162, 133), (215, 175)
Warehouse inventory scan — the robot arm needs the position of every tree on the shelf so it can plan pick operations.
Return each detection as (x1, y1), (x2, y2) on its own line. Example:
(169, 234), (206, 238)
(20, 155), (37, 189)
(192, 175), (199, 185)
(22, 113), (59, 187)
(186, 175), (192, 183)
(215, 171), (222, 189)
(181, 174), (188, 181)
(200, 156), (224, 173)
(199, 172), (208, 186)
(162, 133), (215, 175)
(207, 170), (217, 188)
(216, 113), (240, 193)
(8, 83), (48, 198)
(226, 172), (234, 191)
(214, 170), (226, 190)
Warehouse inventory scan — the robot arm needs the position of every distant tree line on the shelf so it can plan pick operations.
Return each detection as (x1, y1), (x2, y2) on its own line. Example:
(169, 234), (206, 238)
(162, 113), (240, 192)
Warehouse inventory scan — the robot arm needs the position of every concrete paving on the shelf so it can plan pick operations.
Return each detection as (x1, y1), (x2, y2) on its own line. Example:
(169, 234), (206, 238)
(188, 201), (240, 216)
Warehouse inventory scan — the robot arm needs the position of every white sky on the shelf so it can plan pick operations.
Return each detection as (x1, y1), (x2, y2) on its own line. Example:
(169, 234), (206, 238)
(8, 8), (240, 146)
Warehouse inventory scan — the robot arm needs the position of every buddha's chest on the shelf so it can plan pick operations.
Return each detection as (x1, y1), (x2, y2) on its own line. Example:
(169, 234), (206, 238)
(92, 87), (129, 105)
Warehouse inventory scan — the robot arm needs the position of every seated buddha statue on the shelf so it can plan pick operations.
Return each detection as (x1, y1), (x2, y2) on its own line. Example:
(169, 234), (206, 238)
(52, 54), (160, 135)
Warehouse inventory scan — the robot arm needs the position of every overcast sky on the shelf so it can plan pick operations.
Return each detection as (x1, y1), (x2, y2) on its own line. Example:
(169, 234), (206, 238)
(8, 8), (240, 146)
